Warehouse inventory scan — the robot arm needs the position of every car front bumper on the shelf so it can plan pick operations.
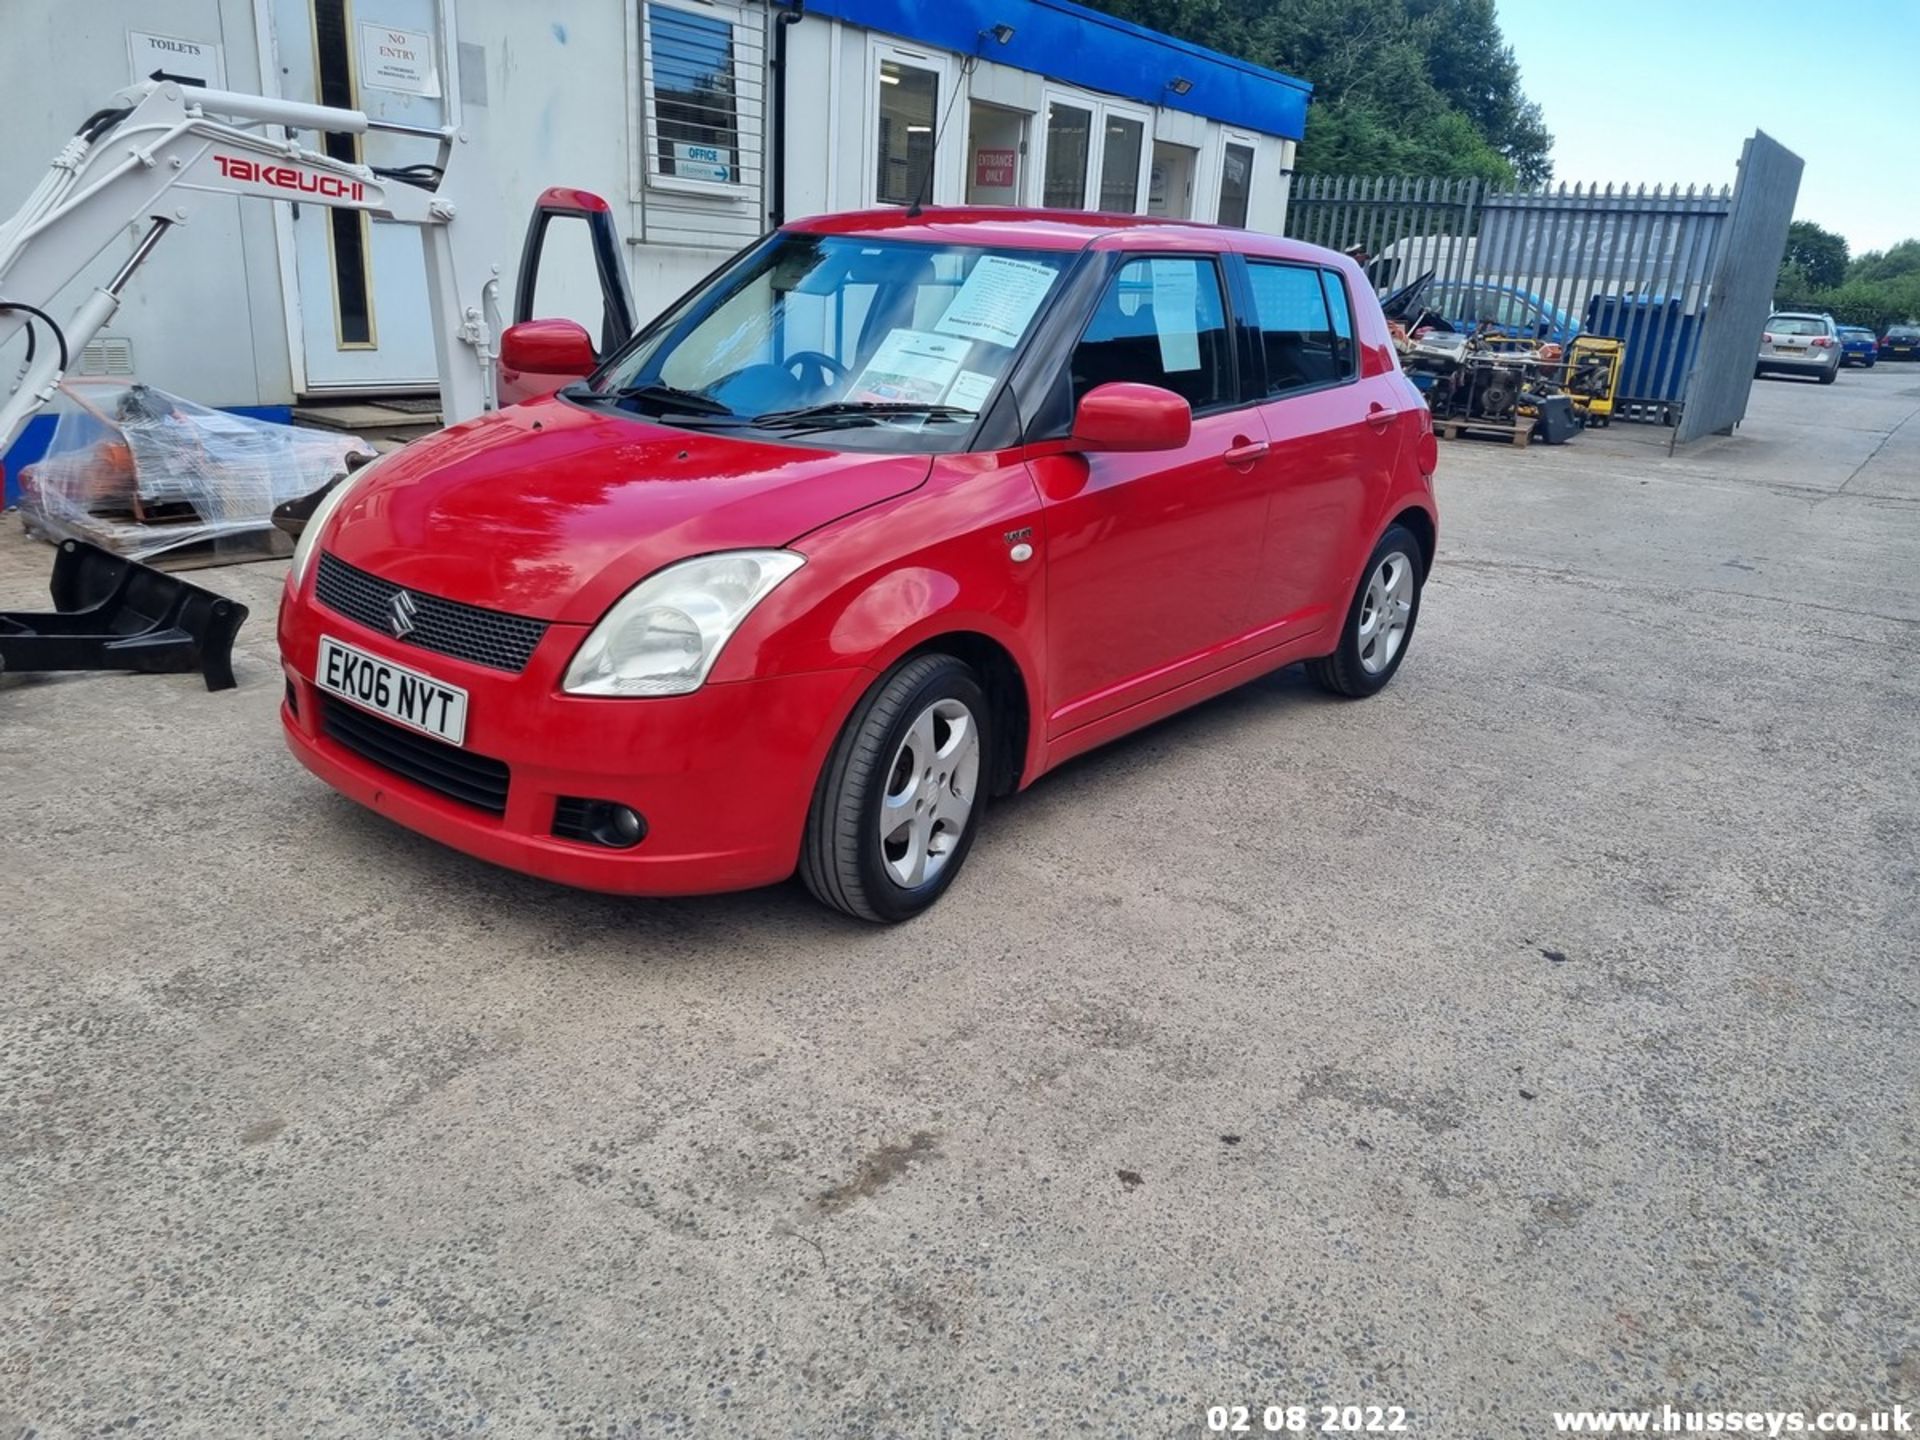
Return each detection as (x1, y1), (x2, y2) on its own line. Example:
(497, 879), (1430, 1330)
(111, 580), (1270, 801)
(278, 580), (870, 895)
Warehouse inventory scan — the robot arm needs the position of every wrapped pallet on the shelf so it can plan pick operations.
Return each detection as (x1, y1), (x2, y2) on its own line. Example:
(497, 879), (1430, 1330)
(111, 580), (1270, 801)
(19, 380), (372, 563)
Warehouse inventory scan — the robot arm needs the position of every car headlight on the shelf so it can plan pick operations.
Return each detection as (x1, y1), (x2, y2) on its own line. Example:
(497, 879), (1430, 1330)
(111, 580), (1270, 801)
(563, 550), (805, 697)
(289, 458), (382, 589)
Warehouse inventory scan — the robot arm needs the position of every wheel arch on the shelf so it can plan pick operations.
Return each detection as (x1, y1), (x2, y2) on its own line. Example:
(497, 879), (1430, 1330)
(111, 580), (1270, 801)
(1388, 503), (1437, 578)
(885, 627), (1035, 798)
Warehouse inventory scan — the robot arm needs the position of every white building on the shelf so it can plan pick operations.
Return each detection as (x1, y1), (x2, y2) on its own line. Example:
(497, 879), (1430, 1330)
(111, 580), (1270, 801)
(0, 0), (1310, 491)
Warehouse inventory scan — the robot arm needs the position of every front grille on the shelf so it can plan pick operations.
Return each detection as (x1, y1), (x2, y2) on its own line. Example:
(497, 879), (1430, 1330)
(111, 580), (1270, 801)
(315, 551), (548, 673)
(321, 697), (511, 815)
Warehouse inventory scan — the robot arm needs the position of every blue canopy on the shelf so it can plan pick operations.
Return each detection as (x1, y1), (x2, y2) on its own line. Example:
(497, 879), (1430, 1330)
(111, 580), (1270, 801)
(803, 0), (1312, 141)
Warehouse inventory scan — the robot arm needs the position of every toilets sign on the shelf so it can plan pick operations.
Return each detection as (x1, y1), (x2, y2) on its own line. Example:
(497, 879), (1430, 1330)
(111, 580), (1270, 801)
(358, 23), (441, 97)
(128, 30), (227, 90)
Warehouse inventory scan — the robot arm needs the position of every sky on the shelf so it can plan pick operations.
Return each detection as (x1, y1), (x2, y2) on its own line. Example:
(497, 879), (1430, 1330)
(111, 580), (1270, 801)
(1497, 0), (1920, 256)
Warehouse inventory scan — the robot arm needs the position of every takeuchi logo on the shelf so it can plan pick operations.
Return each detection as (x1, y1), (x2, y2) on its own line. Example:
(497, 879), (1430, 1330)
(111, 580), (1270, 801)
(215, 154), (364, 201)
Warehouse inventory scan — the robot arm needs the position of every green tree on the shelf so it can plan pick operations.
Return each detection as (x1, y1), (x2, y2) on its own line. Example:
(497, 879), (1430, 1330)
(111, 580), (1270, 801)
(1781, 221), (1849, 290)
(1848, 239), (1920, 285)
(1082, 0), (1552, 183)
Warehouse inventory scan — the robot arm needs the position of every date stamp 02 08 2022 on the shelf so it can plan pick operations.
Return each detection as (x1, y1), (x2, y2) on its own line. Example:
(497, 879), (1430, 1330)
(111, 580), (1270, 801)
(1207, 1403), (1411, 1434)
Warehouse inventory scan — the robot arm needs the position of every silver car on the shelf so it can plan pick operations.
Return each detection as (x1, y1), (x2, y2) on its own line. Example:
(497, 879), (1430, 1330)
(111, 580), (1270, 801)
(1756, 311), (1841, 384)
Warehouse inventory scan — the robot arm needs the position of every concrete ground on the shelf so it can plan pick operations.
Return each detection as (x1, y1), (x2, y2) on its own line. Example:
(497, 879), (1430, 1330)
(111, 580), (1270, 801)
(3, 366), (1917, 1438)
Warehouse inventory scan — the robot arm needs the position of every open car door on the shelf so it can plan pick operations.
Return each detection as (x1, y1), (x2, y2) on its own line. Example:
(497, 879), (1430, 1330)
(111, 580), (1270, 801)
(497, 188), (639, 406)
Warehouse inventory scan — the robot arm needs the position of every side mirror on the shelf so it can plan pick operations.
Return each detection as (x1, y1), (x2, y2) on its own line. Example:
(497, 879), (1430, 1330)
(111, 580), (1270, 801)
(499, 319), (597, 378)
(1070, 382), (1192, 453)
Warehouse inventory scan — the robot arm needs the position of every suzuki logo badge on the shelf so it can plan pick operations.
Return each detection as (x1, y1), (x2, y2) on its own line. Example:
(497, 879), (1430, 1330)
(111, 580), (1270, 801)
(388, 589), (419, 638)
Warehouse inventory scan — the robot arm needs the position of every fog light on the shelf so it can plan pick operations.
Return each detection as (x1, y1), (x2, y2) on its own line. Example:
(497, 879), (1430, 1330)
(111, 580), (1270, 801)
(553, 796), (647, 849)
(595, 803), (645, 848)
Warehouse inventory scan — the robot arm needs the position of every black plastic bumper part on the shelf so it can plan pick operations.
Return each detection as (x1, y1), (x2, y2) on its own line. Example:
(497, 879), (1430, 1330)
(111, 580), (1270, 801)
(0, 540), (248, 691)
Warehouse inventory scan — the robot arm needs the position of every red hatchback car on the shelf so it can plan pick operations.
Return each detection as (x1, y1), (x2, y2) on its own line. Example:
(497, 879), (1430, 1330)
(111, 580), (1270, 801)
(279, 208), (1439, 921)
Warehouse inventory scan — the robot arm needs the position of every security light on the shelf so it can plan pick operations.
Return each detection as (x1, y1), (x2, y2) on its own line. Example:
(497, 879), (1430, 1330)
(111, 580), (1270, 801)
(986, 23), (1015, 44)
(1168, 76), (1194, 95)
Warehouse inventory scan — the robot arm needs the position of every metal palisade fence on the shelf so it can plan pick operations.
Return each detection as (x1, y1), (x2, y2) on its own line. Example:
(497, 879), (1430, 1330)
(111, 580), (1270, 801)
(1285, 132), (1802, 444)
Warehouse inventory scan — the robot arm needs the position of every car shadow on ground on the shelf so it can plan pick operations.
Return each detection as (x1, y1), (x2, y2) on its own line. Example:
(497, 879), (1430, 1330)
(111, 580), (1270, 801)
(306, 659), (1347, 946)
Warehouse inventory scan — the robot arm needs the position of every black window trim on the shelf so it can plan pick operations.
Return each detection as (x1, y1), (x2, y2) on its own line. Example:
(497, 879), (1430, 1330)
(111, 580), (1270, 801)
(1241, 256), (1363, 404)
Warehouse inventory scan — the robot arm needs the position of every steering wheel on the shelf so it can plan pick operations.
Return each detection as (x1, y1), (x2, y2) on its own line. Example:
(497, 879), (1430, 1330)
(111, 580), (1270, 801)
(784, 350), (846, 391)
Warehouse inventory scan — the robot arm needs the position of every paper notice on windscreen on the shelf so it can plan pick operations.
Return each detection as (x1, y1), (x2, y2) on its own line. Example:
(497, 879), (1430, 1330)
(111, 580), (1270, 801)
(934, 256), (1059, 348)
(851, 329), (971, 405)
(1150, 259), (1201, 373)
(944, 369), (997, 413)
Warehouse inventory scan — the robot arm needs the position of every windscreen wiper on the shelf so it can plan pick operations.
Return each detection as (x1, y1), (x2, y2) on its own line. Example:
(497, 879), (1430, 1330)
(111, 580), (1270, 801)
(750, 401), (977, 431)
(575, 381), (736, 417)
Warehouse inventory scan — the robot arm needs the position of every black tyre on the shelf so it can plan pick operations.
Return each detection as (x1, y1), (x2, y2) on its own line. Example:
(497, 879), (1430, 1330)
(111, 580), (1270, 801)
(1819, 364), (1838, 385)
(1305, 524), (1426, 699)
(801, 653), (990, 923)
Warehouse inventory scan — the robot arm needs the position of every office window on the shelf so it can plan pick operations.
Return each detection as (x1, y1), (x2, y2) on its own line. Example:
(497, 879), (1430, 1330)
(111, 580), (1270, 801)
(876, 61), (938, 205)
(646, 4), (742, 184)
(1217, 142), (1254, 228)
(1098, 115), (1145, 212)
(1043, 103), (1091, 209)
(1070, 256), (1231, 411)
(1248, 261), (1351, 393)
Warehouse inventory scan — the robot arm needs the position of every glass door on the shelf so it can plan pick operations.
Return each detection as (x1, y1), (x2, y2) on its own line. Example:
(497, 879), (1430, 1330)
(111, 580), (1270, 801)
(1042, 101), (1092, 209)
(966, 102), (1028, 205)
(1097, 114), (1146, 211)
(1149, 141), (1197, 218)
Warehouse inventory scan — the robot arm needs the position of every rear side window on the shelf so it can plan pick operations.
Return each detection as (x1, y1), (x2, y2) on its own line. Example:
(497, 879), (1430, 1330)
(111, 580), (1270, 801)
(1248, 261), (1354, 395)
(1070, 256), (1232, 412)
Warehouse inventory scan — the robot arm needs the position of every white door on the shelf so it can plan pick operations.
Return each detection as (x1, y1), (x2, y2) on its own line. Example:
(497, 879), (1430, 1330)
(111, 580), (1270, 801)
(272, 0), (444, 389)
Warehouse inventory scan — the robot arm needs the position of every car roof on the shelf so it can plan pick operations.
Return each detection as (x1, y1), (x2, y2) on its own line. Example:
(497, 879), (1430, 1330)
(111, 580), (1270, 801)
(783, 206), (1343, 264)
(1769, 311), (1832, 321)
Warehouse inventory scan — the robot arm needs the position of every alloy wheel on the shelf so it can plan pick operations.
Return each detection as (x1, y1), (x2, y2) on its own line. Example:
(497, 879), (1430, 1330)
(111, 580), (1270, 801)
(878, 697), (981, 887)
(1357, 550), (1415, 675)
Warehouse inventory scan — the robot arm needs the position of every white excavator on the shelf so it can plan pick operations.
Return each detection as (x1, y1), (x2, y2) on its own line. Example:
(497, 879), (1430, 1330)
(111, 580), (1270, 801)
(0, 76), (510, 458)
(0, 77), (634, 687)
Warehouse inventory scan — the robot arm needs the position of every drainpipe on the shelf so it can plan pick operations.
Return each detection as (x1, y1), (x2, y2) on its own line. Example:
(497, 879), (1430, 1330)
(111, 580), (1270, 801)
(769, 0), (804, 228)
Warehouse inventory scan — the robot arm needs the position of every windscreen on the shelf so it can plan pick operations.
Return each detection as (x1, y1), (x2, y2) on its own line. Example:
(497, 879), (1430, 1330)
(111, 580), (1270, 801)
(1768, 317), (1828, 336)
(590, 233), (1073, 442)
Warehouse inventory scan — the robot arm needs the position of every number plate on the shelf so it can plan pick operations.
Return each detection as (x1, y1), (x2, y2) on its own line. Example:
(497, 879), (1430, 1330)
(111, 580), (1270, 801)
(317, 636), (468, 745)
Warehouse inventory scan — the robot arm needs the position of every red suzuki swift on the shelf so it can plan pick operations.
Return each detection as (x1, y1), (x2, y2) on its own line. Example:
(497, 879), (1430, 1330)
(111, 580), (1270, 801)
(279, 208), (1439, 922)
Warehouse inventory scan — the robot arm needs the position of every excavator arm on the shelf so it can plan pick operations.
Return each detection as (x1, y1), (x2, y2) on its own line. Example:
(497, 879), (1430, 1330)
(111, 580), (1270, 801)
(0, 78), (504, 458)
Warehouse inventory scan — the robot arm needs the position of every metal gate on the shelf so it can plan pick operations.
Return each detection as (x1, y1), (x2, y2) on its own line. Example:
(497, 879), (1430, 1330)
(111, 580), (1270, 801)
(1672, 132), (1804, 443)
(1285, 131), (1801, 443)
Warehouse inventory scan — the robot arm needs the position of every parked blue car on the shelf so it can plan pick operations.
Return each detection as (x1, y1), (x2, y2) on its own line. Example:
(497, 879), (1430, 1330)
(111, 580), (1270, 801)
(1837, 326), (1878, 367)
(1420, 281), (1583, 347)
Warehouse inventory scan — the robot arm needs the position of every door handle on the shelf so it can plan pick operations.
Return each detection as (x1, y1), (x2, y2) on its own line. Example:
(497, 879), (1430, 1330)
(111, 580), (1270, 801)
(1366, 402), (1395, 432)
(1223, 437), (1269, 465)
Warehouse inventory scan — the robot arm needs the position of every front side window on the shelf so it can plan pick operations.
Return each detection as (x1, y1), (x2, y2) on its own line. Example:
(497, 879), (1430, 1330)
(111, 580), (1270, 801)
(1217, 143), (1254, 228)
(876, 61), (938, 205)
(592, 233), (1072, 449)
(1070, 256), (1232, 411)
(648, 4), (740, 184)
(1248, 261), (1351, 394)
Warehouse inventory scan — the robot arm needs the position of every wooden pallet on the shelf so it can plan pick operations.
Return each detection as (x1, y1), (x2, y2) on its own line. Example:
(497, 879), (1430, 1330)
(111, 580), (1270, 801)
(19, 509), (292, 571)
(1435, 414), (1535, 447)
